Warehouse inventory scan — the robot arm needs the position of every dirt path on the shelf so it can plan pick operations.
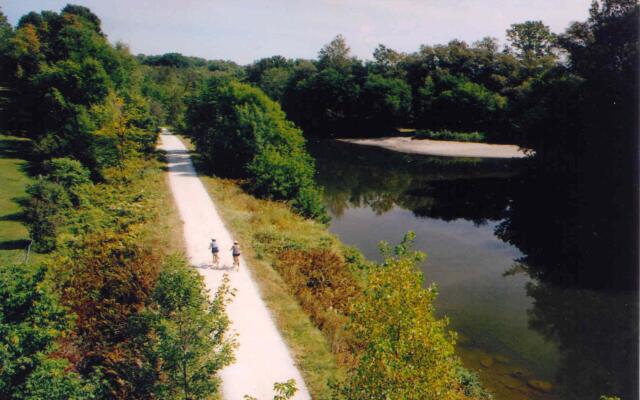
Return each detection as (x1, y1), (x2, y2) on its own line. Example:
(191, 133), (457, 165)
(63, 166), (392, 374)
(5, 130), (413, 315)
(159, 132), (310, 400)
(340, 136), (530, 158)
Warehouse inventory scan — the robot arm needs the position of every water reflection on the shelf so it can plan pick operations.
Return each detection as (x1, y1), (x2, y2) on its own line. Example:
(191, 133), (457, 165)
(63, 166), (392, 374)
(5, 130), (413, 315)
(310, 140), (638, 400)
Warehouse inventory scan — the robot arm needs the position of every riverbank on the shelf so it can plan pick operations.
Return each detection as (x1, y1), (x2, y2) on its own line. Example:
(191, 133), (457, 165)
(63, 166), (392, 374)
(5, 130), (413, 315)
(178, 135), (493, 399)
(340, 136), (530, 159)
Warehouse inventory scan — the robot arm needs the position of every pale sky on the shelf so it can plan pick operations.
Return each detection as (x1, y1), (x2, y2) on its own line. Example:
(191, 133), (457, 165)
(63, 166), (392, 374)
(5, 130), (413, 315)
(3, 0), (591, 64)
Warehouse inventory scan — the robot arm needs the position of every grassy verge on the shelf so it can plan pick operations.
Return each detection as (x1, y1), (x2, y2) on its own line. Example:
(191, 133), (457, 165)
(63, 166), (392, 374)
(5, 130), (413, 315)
(178, 136), (345, 399)
(0, 135), (40, 266)
(413, 129), (487, 142)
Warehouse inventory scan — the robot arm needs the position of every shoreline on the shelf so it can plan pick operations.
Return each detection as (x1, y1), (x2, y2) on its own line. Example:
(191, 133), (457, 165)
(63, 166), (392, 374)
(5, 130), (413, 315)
(338, 136), (531, 159)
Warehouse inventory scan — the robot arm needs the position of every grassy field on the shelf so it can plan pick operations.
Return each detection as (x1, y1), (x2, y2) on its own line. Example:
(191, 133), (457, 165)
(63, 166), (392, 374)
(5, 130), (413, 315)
(0, 135), (38, 266)
(178, 136), (345, 399)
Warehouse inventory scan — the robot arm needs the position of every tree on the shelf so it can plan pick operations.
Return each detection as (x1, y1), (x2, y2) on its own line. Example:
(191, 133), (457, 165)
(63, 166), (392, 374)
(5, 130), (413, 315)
(152, 256), (236, 400)
(361, 74), (412, 128)
(3, 5), (156, 175)
(506, 21), (556, 63)
(186, 77), (328, 221)
(416, 72), (506, 134)
(258, 67), (291, 101)
(371, 44), (405, 77)
(318, 34), (353, 70)
(337, 233), (471, 400)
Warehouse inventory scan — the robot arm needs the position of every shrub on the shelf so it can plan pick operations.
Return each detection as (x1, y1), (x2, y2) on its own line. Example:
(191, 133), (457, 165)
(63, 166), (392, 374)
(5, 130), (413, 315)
(24, 180), (72, 252)
(336, 233), (471, 399)
(413, 130), (487, 142)
(0, 264), (70, 398)
(58, 231), (161, 399)
(43, 158), (92, 189)
(151, 255), (236, 399)
(456, 366), (493, 399)
(19, 358), (100, 400)
(276, 248), (359, 360)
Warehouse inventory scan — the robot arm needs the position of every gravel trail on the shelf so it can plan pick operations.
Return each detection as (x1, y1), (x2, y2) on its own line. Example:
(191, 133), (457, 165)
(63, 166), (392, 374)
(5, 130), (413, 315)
(159, 132), (310, 400)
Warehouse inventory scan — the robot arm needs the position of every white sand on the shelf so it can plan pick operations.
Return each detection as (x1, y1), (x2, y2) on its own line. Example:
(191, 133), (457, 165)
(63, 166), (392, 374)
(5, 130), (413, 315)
(339, 136), (530, 159)
(159, 132), (310, 400)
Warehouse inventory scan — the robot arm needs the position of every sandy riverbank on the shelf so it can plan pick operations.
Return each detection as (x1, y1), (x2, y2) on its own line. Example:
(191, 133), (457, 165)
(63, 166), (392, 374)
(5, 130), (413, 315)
(339, 136), (531, 159)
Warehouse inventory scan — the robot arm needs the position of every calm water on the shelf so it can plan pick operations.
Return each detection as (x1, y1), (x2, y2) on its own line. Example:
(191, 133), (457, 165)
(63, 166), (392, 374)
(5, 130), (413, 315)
(310, 140), (638, 400)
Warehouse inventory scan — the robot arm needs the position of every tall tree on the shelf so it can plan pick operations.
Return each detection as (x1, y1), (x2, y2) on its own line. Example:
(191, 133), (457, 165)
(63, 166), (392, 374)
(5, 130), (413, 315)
(506, 21), (556, 60)
(318, 34), (353, 70)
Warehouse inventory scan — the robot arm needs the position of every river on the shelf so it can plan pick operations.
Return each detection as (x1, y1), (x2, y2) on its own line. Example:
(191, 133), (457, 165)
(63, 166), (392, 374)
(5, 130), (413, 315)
(309, 139), (638, 400)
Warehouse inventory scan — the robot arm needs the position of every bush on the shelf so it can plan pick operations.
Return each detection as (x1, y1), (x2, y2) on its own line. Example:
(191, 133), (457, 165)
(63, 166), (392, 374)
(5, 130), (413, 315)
(336, 233), (472, 400)
(19, 358), (100, 400)
(24, 180), (72, 252)
(151, 255), (236, 399)
(276, 248), (359, 360)
(43, 158), (92, 189)
(0, 264), (69, 398)
(58, 231), (161, 399)
(456, 366), (493, 399)
(413, 130), (487, 143)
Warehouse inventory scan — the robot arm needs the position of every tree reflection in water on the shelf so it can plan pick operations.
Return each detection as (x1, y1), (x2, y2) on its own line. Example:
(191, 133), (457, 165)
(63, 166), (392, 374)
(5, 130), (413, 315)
(311, 140), (638, 400)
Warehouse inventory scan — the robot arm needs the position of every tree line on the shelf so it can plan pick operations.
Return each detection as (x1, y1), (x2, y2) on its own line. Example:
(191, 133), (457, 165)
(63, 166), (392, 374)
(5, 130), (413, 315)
(0, 6), (237, 400)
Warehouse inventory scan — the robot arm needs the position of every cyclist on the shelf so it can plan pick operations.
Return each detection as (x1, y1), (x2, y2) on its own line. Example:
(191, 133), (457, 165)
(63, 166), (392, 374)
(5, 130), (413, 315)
(231, 240), (241, 271)
(209, 238), (219, 268)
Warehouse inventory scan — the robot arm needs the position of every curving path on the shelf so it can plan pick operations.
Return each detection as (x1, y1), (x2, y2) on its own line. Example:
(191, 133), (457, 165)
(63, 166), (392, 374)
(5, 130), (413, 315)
(159, 132), (310, 400)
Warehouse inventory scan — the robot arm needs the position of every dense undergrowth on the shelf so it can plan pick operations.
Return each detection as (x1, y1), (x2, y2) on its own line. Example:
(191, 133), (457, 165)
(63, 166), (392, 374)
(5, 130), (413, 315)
(1, 154), (237, 400)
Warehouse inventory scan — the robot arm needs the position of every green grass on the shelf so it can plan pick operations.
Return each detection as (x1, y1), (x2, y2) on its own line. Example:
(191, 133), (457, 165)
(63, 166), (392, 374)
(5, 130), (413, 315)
(178, 136), (345, 399)
(0, 135), (39, 266)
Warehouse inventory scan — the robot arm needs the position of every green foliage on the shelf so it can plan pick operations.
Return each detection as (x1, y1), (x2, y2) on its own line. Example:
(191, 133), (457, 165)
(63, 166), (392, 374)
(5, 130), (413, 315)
(318, 34), (353, 70)
(506, 21), (556, 61)
(0, 264), (69, 398)
(24, 180), (71, 252)
(362, 74), (412, 127)
(43, 158), (91, 190)
(455, 366), (492, 399)
(244, 379), (298, 400)
(2, 5), (156, 174)
(416, 72), (507, 135)
(186, 77), (328, 221)
(413, 130), (486, 142)
(18, 358), (100, 400)
(336, 233), (471, 400)
(151, 256), (236, 400)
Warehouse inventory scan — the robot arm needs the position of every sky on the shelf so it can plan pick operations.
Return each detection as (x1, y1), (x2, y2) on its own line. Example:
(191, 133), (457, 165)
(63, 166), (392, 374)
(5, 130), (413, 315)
(3, 0), (591, 65)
